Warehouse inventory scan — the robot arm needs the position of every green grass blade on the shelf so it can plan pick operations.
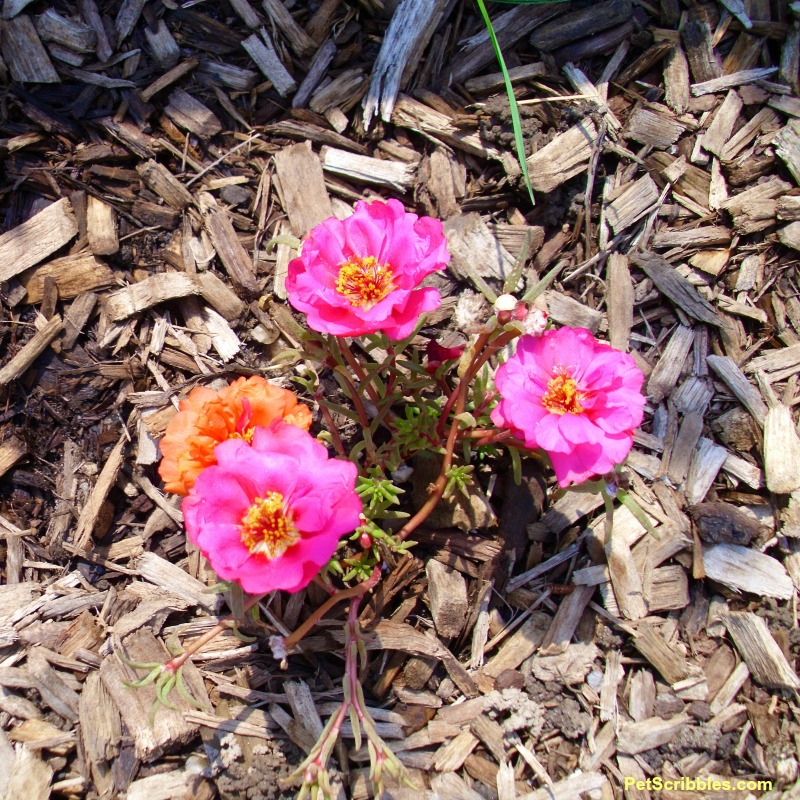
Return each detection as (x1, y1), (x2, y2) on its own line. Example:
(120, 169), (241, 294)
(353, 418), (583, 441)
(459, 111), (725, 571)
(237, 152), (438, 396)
(475, 0), (535, 207)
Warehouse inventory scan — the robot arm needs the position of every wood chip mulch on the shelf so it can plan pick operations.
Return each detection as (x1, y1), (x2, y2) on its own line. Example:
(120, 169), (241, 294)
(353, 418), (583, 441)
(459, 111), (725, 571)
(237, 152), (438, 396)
(1, 0), (800, 798)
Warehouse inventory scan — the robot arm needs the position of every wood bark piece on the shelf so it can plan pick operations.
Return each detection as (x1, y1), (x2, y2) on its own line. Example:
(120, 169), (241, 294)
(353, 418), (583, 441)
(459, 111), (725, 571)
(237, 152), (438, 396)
(0, 198), (78, 282)
(526, 118), (598, 193)
(702, 91), (743, 158)
(605, 174), (660, 233)
(3, 746), (52, 800)
(624, 106), (685, 149)
(273, 141), (332, 237)
(681, 10), (722, 83)
(242, 29), (296, 97)
(164, 89), (222, 139)
(606, 253), (633, 351)
(26, 648), (79, 722)
(775, 120), (800, 186)
(703, 544), (793, 599)
(0, 314), (63, 386)
(0, 436), (27, 480)
(135, 553), (222, 613)
(645, 325), (694, 404)
(478, 611), (551, 690)
(540, 585), (595, 654)
(529, 0), (630, 53)
(652, 225), (732, 248)
(292, 39), (336, 108)
(86, 195), (119, 255)
(686, 437), (728, 505)
(261, 0), (315, 57)
(362, 0), (449, 128)
(34, 8), (96, 51)
(664, 45), (690, 114)
(444, 213), (516, 285)
(100, 628), (207, 761)
(633, 623), (695, 686)
(72, 431), (127, 550)
(606, 529), (647, 620)
(723, 611), (800, 690)
(631, 250), (723, 327)
(198, 193), (259, 294)
(763, 404), (800, 493)
(0, 15), (59, 82)
(105, 273), (201, 321)
(136, 160), (193, 209)
(617, 714), (691, 755)
(114, 0), (146, 45)
(707, 355), (768, 426)
(320, 146), (415, 191)
(426, 560), (467, 639)
(691, 66), (779, 96)
(449, 5), (562, 86)
(144, 18), (180, 69)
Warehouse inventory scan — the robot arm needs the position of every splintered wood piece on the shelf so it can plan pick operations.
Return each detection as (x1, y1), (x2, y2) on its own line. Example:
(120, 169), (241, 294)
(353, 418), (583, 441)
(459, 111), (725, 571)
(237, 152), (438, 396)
(114, 0), (146, 44)
(652, 225), (732, 248)
(681, 10), (722, 83)
(633, 622), (695, 685)
(720, 107), (779, 161)
(631, 251), (722, 327)
(529, 0), (630, 52)
(144, 18), (180, 69)
(193, 271), (245, 321)
(600, 650), (623, 723)
(261, 0), (315, 57)
(779, 221), (800, 251)
(0, 314), (63, 386)
(0, 198), (78, 282)
(363, 0), (449, 125)
(4, 745), (52, 800)
(624, 106), (685, 148)
(293, 39), (336, 108)
(105, 273), (201, 321)
(686, 437), (728, 505)
(723, 611), (800, 690)
(690, 66), (779, 96)
(703, 544), (793, 599)
(645, 325), (694, 403)
(531, 642), (600, 686)
(526, 118), (597, 193)
(432, 729), (479, 772)
(764, 404), (800, 493)
(0, 436), (27, 479)
(100, 628), (207, 761)
(86, 195), (119, 256)
(320, 146), (415, 190)
(778, 196), (800, 221)
(444, 213), (516, 285)
(617, 714), (691, 755)
(392, 95), (504, 162)
(26, 648), (79, 722)
(164, 89), (222, 139)
(0, 15), (59, 82)
(367, 621), (477, 697)
(426, 560), (468, 639)
(702, 91), (743, 158)
(136, 160), (193, 209)
(449, 5), (562, 85)
(709, 661), (749, 715)
(606, 253), (633, 351)
(478, 612), (551, 689)
(198, 193), (259, 293)
(72, 431), (127, 550)
(667, 411), (704, 484)
(242, 29), (296, 97)
(605, 174), (660, 233)
(539, 584), (594, 654)
(34, 9), (96, 51)
(76, 0), (112, 61)
(198, 307), (241, 361)
(664, 45), (690, 114)
(774, 120), (800, 185)
(707, 355), (768, 426)
(516, 771), (606, 800)
(135, 553), (222, 613)
(21, 253), (113, 304)
(606, 530), (647, 620)
(273, 141), (332, 237)
(465, 62), (546, 93)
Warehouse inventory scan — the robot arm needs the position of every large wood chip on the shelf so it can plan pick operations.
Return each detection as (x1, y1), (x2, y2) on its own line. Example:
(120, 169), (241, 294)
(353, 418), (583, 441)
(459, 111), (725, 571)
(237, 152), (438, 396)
(723, 611), (800, 690)
(617, 713), (691, 755)
(763, 404), (800, 493)
(0, 315), (64, 386)
(135, 552), (223, 613)
(0, 198), (78, 282)
(0, 15), (59, 82)
(526, 118), (598, 193)
(426, 560), (468, 639)
(105, 273), (201, 321)
(631, 250), (723, 327)
(703, 544), (793, 599)
(273, 141), (333, 237)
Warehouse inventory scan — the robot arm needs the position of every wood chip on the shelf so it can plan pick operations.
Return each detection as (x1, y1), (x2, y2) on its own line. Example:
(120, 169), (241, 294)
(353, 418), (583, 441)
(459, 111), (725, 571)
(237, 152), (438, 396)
(0, 314), (63, 386)
(242, 28), (297, 98)
(426, 560), (468, 639)
(526, 118), (598, 193)
(703, 543), (793, 599)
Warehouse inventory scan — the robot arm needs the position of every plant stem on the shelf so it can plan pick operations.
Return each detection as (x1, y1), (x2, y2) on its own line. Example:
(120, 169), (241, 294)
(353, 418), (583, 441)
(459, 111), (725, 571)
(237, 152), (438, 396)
(283, 567), (380, 651)
(339, 337), (382, 408)
(315, 391), (347, 458)
(165, 592), (266, 673)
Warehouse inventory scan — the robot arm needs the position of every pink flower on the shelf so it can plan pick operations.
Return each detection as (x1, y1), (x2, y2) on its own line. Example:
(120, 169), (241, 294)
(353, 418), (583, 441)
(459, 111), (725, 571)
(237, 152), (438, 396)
(491, 328), (645, 487)
(182, 422), (362, 594)
(286, 199), (449, 339)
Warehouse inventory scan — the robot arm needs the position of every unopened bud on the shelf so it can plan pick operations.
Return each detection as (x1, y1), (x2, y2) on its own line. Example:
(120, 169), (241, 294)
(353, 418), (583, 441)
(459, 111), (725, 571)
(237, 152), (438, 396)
(360, 532), (373, 549)
(494, 294), (517, 312)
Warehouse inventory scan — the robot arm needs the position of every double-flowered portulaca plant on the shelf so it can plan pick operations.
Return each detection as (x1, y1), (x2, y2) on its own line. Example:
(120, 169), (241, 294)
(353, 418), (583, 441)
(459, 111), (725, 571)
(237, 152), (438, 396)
(122, 198), (647, 799)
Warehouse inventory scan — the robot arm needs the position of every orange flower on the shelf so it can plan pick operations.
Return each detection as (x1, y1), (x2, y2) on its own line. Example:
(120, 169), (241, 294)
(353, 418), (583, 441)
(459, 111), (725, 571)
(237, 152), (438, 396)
(158, 376), (313, 495)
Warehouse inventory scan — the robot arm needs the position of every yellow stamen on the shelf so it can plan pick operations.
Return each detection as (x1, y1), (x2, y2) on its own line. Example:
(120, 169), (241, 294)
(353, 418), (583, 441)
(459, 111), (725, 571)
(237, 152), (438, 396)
(542, 372), (584, 415)
(335, 255), (394, 308)
(230, 428), (255, 443)
(240, 492), (299, 559)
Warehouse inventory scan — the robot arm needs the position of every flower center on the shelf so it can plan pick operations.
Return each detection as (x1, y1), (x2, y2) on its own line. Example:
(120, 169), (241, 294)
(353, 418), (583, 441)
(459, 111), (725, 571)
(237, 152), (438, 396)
(542, 372), (584, 415)
(239, 492), (299, 559)
(335, 256), (394, 308)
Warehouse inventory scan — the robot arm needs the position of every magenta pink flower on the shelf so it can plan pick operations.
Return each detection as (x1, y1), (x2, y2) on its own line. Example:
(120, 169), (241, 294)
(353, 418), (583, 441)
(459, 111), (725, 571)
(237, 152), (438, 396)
(491, 328), (645, 487)
(182, 422), (362, 594)
(286, 199), (449, 339)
